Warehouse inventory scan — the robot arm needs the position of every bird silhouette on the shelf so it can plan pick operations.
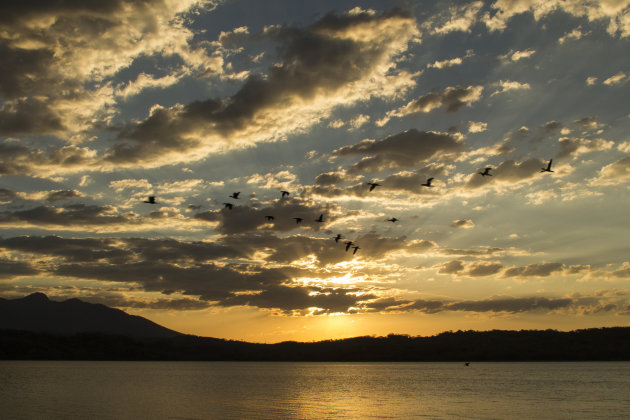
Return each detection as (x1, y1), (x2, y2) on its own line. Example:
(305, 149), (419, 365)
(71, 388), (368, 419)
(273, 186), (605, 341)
(229, 192), (240, 199)
(478, 167), (492, 176)
(334, 234), (342, 242)
(352, 245), (360, 255)
(387, 217), (399, 223)
(143, 196), (156, 204)
(367, 182), (381, 191)
(265, 215), (274, 221)
(541, 159), (554, 172)
(315, 214), (324, 223)
(281, 190), (290, 198)
(293, 217), (303, 224)
(223, 202), (233, 210)
(421, 177), (434, 187)
(344, 241), (354, 251)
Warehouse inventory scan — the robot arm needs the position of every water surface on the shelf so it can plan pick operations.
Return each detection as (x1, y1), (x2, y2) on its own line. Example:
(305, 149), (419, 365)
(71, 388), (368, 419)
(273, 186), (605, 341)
(1, 361), (628, 419)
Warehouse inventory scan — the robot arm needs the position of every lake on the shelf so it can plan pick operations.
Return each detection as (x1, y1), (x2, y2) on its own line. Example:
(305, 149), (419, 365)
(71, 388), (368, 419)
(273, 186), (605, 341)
(1, 361), (628, 419)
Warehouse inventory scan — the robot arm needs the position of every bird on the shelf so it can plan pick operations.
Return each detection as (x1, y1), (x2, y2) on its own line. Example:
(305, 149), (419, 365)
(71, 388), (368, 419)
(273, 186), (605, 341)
(478, 167), (492, 176)
(333, 234), (342, 242)
(293, 217), (303, 224)
(344, 241), (354, 251)
(367, 182), (381, 191)
(265, 215), (274, 221)
(223, 203), (233, 210)
(421, 177), (434, 187)
(143, 196), (156, 204)
(387, 217), (399, 223)
(315, 214), (324, 223)
(541, 159), (554, 172)
(352, 245), (360, 255)
(229, 192), (240, 199)
(281, 190), (290, 198)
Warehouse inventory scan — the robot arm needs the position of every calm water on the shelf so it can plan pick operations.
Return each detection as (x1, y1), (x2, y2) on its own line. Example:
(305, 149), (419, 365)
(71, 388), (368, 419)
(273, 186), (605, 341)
(1, 361), (628, 419)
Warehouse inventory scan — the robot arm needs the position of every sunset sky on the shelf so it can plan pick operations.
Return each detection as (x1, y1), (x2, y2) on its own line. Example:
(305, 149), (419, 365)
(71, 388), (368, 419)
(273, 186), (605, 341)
(1, 0), (629, 342)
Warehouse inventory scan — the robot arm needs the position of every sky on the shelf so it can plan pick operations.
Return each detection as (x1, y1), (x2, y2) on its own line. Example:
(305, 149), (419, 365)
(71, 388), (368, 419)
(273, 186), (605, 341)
(1, 0), (630, 343)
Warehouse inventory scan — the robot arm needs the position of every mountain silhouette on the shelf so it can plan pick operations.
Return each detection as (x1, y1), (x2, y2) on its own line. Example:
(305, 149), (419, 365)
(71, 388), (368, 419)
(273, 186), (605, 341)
(0, 293), (181, 339)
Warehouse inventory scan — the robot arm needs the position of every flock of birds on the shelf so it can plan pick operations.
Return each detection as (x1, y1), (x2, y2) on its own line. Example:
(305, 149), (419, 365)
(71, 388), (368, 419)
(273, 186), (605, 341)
(142, 159), (554, 256)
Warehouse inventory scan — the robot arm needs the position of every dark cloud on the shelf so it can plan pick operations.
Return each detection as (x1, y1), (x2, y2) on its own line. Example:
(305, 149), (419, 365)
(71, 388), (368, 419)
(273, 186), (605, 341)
(465, 261), (503, 276)
(437, 260), (464, 274)
(445, 296), (573, 313)
(0, 143), (93, 176)
(0, 97), (64, 136)
(0, 188), (16, 201)
(0, 235), (244, 264)
(222, 285), (375, 314)
(450, 219), (474, 228)
(0, 204), (133, 226)
(503, 262), (564, 278)
(0, 259), (40, 278)
(333, 129), (463, 174)
(46, 190), (82, 202)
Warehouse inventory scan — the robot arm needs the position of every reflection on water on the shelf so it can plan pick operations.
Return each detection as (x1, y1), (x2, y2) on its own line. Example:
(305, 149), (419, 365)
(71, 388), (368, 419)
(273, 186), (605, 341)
(1, 361), (629, 419)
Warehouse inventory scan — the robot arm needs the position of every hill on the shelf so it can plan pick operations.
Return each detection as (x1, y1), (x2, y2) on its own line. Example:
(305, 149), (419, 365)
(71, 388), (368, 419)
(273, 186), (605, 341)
(0, 293), (181, 339)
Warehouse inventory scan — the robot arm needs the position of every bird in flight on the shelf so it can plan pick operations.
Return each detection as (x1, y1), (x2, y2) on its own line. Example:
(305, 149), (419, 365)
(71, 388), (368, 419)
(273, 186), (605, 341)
(367, 182), (381, 191)
(344, 241), (354, 251)
(223, 203), (233, 210)
(265, 215), (274, 221)
(387, 217), (399, 223)
(281, 190), (290, 198)
(334, 234), (342, 242)
(143, 196), (156, 204)
(541, 159), (554, 173)
(352, 245), (360, 255)
(421, 177), (434, 187)
(229, 192), (240, 199)
(293, 217), (303, 224)
(315, 214), (324, 223)
(478, 167), (492, 176)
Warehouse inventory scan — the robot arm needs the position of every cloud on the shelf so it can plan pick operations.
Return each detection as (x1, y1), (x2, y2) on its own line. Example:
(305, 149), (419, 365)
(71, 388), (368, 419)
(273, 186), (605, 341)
(483, 0), (630, 37)
(0, 143), (96, 176)
(0, 260), (40, 279)
(503, 262), (564, 278)
(491, 80), (531, 96)
(383, 85), (483, 121)
(556, 137), (614, 159)
(46, 190), (82, 202)
(333, 129), (464, 174)
(594, 156), (630, 184)
(450, 219), (474, 229)
(468, 121), (488, 133)
(603, 71), (627, 86)
(0, 0), (222, 141)
(105, 8), (420, 168)
(425, 1), (484, 34)
(511, 49), (535, 61)
(437, 260), (464, 274)
(0, 204), (135, 229)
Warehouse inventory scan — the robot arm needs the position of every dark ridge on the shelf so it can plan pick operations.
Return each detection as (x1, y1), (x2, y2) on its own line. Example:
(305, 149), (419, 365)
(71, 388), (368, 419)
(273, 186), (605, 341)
(1, 294), (629, 361)
(1, 328), (629, 361)
(0, 293), (181, 339)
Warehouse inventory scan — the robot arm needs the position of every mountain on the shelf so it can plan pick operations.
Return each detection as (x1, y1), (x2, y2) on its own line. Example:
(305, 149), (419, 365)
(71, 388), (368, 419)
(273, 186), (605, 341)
(0, 293), (181, 339)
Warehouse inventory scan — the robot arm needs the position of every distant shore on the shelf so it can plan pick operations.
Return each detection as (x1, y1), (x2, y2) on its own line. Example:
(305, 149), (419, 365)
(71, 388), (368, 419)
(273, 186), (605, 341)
(2, 327), (629, 361)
